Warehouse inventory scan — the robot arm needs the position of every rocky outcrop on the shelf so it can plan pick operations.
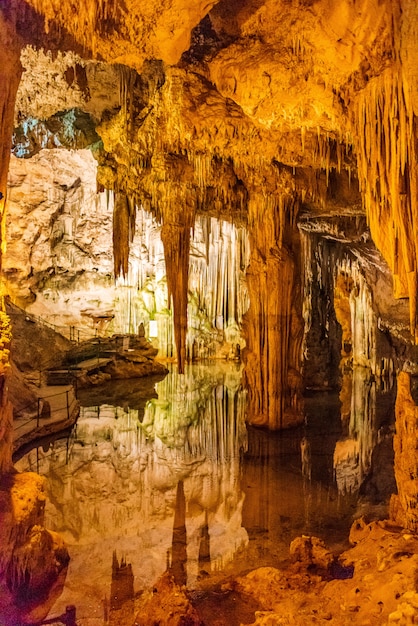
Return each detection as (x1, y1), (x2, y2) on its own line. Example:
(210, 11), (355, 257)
(0, 8), (23, 473)
(0, 472), (69, 625)
(60, 331), (168, 388)
(232, 519), (418, 626)
(135, 572), (203, 626)
(391, 371), (418, 532)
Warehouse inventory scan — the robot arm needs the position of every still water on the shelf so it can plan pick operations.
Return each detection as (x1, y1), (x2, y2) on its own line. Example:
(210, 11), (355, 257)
(13, 362), (396, 625)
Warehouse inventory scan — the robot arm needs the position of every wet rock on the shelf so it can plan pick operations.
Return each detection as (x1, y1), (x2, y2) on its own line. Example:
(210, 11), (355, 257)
(0, 472), (69, 624)
(388, 591), (418, 624)
(234, 520), (418, 626)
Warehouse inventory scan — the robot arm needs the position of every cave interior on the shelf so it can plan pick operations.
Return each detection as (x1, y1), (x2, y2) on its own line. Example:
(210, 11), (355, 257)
(1, 0), (418, 625)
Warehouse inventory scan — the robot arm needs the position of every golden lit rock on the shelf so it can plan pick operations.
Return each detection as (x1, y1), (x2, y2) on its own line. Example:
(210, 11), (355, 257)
(1, 1), (418, 618)
(391, 370), (418, 532)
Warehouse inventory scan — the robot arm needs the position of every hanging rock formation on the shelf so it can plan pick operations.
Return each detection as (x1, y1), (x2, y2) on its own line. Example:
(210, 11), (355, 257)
(0, 0), (417, 438)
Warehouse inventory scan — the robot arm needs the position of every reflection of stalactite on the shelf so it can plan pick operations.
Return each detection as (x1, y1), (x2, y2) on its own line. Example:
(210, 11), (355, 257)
(143, 363), (247, 464)
(198, 511), (211, 573)
(110, 551), (134, 612)
(16, 364), (248, 593)
(334, 368), (377, 495)
(241, 428), (270, 535)
(300, 437), (311, 483)
(169, 481), (187, 587)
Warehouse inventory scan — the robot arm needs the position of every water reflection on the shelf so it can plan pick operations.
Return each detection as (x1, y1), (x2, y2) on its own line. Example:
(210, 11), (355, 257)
(334, 366), (377, 494)
(14, 363), (247, 622)
(12, 362), (395, 625)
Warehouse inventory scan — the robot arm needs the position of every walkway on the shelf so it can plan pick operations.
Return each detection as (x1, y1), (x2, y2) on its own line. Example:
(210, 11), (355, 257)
(12, 385), (79, 453)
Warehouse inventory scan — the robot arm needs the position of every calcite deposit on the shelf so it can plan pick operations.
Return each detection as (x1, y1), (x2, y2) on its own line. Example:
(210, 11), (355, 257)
(1, 0), (417, 431)
(391, 370), (418, 533)
(0, 0), (418, 623)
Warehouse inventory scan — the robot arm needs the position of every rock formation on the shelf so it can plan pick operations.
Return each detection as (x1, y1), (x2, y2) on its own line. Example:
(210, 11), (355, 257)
(0, 0), (416, 434)
(0, 472), (69, 625)
(233, 519), (418, 626)
(1, 0), (418, 620)
(391, 370), (418, 532)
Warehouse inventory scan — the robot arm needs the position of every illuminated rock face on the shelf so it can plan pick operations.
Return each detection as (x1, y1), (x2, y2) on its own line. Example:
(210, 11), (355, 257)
(0, 472), (69, 625)
(5, 150), (249, 364)
(0, 0), (417, 439)
(391, 371), (418, 532)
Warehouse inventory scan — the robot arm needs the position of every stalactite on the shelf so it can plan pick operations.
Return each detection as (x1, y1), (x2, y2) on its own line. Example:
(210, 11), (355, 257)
(112, 206), (249, 364)
(113, 191), (136, 279)
(158, 193), (195, 374)
(25, 0), (119, 54)
(188, 216), (249, 360)
(351, 66), (418, 341)
(300, 220), (398, 395)
(161, 224), (191, 373)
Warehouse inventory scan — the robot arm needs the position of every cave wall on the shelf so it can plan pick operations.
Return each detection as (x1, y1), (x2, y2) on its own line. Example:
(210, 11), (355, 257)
(391, 371), (418, 532)
(4, 149), (249, 362)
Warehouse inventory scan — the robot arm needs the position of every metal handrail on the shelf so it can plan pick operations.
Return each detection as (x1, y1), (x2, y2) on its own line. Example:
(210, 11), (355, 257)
(14, 390), (79, 432)
(8, 307), (114, 343)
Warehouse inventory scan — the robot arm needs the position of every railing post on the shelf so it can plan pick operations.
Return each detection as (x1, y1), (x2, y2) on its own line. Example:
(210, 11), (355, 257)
(37, 397), (41, 427)
(66, 390), (70, 420)
(65, 605), (77, 626)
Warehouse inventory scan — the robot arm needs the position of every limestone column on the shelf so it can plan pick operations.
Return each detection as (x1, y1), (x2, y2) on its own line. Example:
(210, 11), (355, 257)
(243, 190), (304, 430)
(0, 11), (22, 472)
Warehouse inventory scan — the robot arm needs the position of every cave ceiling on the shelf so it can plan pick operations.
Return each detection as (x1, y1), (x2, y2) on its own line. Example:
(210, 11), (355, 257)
(10, 0), (394, 206)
